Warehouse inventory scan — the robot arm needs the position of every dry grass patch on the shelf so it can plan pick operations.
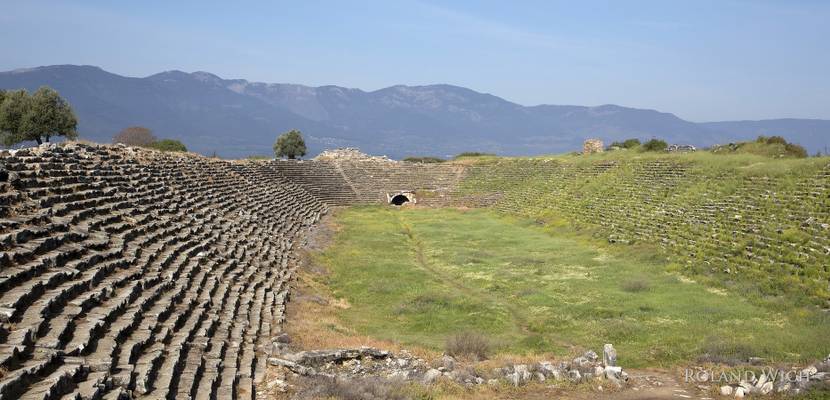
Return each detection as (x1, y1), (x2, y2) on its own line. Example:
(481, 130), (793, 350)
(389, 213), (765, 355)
(446, 331), (491, 361)
(620, 279), (651, 293)
(696, 336), (762, 366)
(285, 263), (439, 362)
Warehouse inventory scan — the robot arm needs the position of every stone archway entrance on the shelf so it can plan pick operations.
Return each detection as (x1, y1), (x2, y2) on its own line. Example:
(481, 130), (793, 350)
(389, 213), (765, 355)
(387, 191), (415, 206)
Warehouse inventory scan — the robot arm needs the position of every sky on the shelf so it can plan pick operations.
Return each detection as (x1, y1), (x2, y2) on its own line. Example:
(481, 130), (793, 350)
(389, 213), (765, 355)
(1, 0), (828, 122)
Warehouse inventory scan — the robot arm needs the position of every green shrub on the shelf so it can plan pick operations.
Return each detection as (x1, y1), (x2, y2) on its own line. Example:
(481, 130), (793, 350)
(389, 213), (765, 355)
(784, 143), (807, 158)
(403, 156), (446, 163)
(747, 136), (808, 158)
(149, 139), (187, 152)
(780, 228), (810, 244)
(623, 138), (641, 148)
(763, 135), (788, 145)
(455, 152), (495, 158)
(609, 139), (641, 150)
(642, 139), (668, 152)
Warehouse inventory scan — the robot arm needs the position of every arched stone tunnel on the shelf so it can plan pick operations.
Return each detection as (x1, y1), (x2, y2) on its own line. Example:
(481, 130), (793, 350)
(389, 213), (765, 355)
(388, 191), (415, 206)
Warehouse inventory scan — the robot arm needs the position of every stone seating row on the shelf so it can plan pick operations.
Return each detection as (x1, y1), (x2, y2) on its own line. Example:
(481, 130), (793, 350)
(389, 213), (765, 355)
(0, 143), (326, 399)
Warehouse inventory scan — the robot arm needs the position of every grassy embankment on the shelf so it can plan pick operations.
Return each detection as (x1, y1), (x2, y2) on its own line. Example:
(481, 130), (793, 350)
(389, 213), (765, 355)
(456, 151), (830, 307)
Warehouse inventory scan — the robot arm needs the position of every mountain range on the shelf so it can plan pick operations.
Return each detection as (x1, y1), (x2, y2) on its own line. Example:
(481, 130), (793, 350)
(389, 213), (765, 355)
(1, 65), (828, 158)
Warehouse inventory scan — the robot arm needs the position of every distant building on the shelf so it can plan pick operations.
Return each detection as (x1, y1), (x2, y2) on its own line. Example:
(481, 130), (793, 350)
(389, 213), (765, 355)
(583, 139), (604, 154)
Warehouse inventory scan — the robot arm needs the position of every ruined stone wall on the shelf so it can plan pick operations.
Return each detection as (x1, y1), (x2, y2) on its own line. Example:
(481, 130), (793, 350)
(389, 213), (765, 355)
(0, 143), (325, 399)
(271, 159), (466, 206)
(459, 158), (830, 307)
(583, 139), (604, 154)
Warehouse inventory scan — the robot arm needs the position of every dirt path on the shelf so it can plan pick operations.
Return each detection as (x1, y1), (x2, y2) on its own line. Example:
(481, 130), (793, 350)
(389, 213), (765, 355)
(613, 369), (714, 400)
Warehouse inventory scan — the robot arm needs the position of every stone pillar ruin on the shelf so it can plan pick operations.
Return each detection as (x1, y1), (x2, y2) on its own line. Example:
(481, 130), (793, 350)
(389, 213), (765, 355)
(583, 139), (604, 154)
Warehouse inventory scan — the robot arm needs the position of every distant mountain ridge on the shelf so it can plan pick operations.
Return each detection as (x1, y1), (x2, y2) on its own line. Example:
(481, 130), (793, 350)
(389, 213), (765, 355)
(1, 65), (827, 158)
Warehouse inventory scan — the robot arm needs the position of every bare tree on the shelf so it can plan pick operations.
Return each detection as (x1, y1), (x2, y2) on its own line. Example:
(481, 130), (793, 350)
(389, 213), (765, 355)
(113, 126), (157, 147)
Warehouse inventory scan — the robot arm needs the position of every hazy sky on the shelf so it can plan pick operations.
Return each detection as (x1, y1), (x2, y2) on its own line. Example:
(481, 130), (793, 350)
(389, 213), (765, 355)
(2, 0), (828, 121)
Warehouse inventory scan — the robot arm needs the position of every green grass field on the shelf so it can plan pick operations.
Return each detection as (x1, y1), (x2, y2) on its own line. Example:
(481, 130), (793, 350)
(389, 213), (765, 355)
(315, 206), (829, 368)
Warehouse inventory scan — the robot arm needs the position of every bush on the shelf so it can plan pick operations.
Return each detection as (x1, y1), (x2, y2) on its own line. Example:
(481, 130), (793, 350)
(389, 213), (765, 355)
(608, 139), (641, 150)
(642, 139), (668, 152)
(403, 156), (445, 163)
(455, 152), (495, 158)
(623, 138), (641, 148)
(752, 136), (808, 158)
(445, 331), (490, 360)
(112, 127), (187, 153)
(761, 135), (788, 146)
(784, 143), (807, 158)
(113, 126), (156, 147)
(148, 139), (187, 152)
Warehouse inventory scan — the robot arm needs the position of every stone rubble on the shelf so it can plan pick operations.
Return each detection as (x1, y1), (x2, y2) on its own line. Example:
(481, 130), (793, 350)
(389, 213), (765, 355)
(277, 147), (466, 205)
(710, 354), (830, 398)
(313, 147), (392, 162)
(582, 138), (604, 155)
(266, 343), (630, 390)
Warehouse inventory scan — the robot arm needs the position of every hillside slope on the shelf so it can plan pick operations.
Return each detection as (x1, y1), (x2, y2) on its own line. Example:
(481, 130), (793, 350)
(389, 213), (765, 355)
(459, 153), (830, 308)
(2, 65), (828, 158)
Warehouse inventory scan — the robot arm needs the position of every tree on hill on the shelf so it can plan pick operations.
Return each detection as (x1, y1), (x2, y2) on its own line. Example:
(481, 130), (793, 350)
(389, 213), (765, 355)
(273, 129), (307, 159)
(149, 139), (187, 152)
(113, 126), (157, 147)
(0, 86), (78, 146)
(0, 90), (29, 146)
(608, 138), (641, 150)
(623, 138), (641, 148)
(642, 138), (668, 152)
(754, 135), (808, 158)
(112, 126), (188, 153)
(784, 143), (807, 158)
